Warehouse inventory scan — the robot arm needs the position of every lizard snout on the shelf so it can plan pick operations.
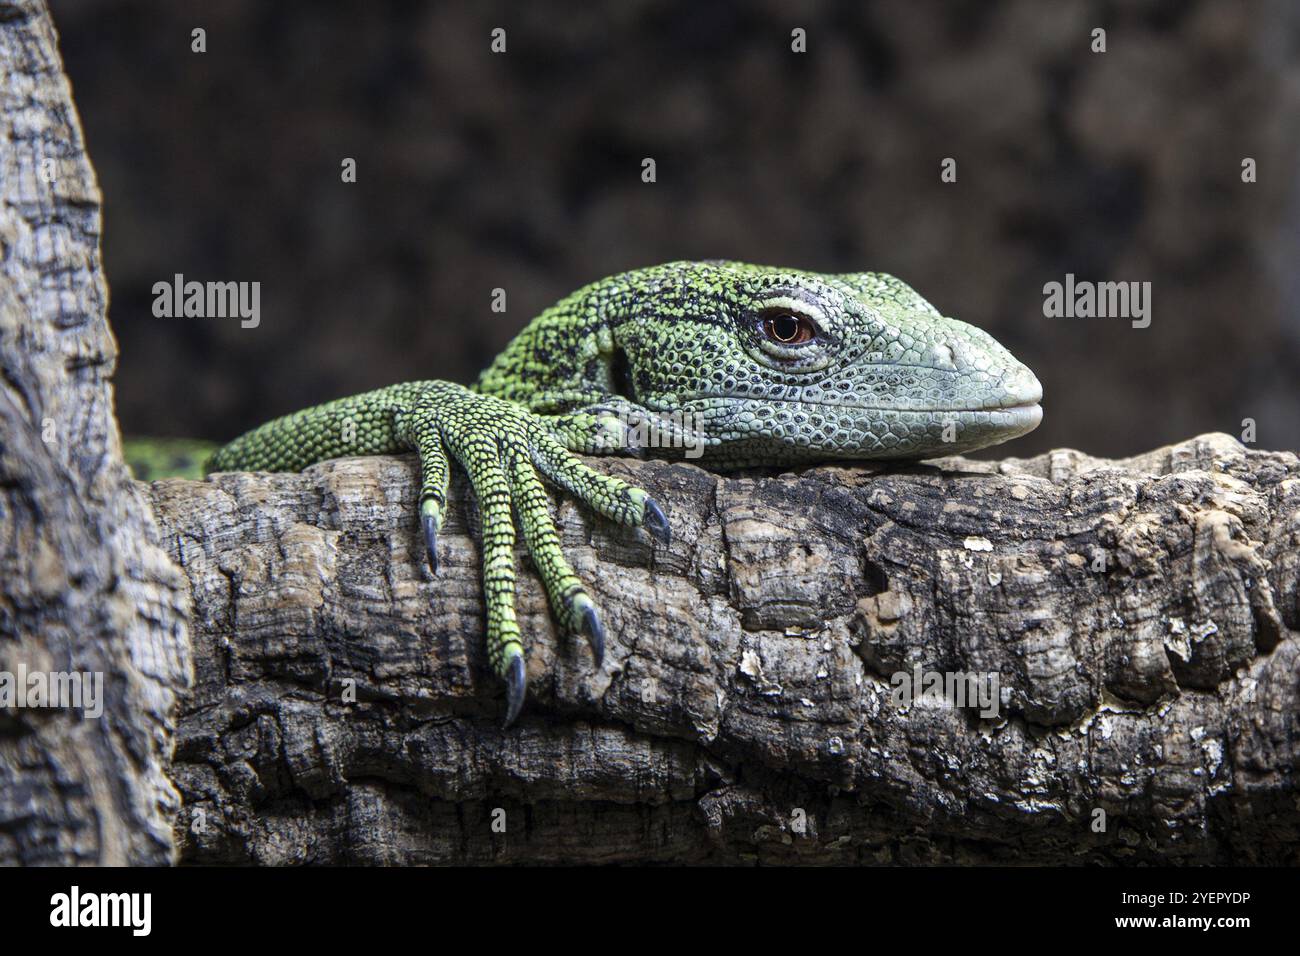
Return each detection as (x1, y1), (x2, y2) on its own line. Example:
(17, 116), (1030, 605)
(992, 366), (1043, 410)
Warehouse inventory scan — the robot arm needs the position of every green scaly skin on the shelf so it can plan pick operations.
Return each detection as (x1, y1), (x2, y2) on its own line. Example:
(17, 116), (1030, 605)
(206, 261), (1043, 724)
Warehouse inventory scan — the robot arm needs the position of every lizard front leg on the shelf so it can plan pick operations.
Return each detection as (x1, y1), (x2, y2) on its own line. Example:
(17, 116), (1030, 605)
(539, 398), (707, 467)
(209, 380), (669, 726)
(397, 385), (668, 724)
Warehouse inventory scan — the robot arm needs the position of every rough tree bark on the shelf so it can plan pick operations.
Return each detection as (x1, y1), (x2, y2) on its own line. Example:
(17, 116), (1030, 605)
(4, 0), (1297, 866)
(0, 0), (191, 865)
(149, 436), (1300, 865)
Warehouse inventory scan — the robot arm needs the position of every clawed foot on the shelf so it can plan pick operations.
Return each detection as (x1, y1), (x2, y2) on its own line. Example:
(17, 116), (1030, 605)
(399, 386), (670, 725)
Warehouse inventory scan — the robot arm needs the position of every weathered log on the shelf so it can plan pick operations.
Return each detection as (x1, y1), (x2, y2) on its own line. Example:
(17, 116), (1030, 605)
(148, 435), (1300, 864)
(0, 0), (191, 865)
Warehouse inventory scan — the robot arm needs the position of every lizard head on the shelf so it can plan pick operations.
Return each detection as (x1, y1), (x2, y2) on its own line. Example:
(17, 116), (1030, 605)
(610, 261), (1042, 465)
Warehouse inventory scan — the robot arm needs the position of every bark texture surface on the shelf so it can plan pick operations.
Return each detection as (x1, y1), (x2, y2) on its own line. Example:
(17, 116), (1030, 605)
(0, 0), (191, 865)
(149, 434), (1300, 864)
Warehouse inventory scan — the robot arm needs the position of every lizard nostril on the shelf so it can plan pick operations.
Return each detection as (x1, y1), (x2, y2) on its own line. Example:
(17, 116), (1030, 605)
(931, 342), (956, 369)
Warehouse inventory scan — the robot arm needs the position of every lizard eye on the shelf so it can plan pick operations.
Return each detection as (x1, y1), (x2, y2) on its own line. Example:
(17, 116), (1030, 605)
(759, 309), (817, 346)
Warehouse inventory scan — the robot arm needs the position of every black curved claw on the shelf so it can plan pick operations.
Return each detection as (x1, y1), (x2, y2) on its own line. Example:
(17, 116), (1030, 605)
(503, 654), (526, 728)
(580, 603), (605, 668)
(422, 512), (440, 574)
(642, 498), (671, 546)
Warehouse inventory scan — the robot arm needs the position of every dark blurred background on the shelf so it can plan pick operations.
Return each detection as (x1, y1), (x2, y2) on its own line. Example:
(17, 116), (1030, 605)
(48, 0), (1300, 458)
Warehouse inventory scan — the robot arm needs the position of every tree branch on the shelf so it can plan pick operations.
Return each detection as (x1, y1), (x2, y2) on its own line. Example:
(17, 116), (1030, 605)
(0, 0), (190, 865)
(149, 436), (1300, 864)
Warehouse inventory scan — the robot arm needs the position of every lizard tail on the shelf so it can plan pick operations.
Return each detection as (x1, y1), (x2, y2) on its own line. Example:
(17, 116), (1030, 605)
(122, 437), (219, 480)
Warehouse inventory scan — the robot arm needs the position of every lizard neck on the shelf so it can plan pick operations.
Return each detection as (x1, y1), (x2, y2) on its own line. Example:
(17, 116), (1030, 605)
(473, 280), (629, 413)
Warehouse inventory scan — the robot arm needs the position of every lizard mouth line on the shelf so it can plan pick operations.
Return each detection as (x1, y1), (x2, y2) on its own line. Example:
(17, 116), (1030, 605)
(650, 396), (1044, 416)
